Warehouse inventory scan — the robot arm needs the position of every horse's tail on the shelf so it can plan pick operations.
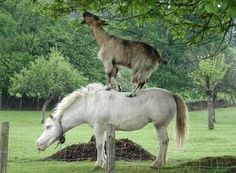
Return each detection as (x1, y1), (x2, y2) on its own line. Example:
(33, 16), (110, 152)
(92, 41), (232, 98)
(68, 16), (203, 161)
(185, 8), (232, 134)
(173, 93), (188, 148)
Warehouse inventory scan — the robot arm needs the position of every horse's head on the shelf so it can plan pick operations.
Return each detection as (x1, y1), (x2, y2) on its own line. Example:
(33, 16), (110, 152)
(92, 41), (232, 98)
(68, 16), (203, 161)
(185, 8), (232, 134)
(36, 115), (63, 151)
(81, 11), (108, 27)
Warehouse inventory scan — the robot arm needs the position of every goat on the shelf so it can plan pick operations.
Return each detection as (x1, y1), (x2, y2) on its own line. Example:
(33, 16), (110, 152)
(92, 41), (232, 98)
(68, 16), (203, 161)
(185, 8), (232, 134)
(82, 12), (167, 97)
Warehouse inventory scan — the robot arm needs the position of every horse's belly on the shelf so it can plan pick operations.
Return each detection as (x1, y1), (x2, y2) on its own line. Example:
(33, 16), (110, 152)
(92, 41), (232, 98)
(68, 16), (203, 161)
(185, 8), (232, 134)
(114, 117), (150, 131)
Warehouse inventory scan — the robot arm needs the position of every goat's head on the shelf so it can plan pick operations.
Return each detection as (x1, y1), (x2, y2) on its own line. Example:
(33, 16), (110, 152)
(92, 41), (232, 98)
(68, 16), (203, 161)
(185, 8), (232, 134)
(81, 12), (108, 27)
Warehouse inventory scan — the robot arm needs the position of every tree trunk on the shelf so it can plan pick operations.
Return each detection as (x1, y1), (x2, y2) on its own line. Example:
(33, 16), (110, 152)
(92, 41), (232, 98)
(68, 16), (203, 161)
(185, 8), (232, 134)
(19, 98), (22, 110)
(213, 92), (217, 123)
(37, 97), (40, 111)
(207, 92), (214, 129)
(0, 95), (2, 110)
(40, 98), (52, 124)
(205, 76), (215, 130)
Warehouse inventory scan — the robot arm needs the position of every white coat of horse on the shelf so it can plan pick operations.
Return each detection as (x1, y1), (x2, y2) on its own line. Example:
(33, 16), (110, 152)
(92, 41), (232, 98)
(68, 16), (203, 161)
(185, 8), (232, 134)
(36, 83), (188, 169)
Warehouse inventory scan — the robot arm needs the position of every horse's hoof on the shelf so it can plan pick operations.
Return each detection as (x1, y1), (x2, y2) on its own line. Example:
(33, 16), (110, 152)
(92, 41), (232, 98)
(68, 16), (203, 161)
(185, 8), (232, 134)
(149, 165), (160, 170)
(150, 161), (163, 170)
(91, 166), (102, 171)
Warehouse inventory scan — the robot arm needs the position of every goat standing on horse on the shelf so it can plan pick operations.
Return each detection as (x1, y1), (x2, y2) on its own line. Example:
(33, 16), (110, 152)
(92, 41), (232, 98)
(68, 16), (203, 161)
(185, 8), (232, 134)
(82, 12), (167, 97)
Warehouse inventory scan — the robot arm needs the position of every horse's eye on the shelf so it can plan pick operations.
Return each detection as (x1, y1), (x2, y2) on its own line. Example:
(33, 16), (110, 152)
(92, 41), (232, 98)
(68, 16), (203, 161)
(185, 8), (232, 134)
(46, 125), (51, 129)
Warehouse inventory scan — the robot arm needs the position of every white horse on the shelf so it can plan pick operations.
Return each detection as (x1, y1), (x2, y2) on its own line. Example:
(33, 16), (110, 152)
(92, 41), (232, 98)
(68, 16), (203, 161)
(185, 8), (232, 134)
(36, 83), (188, 169)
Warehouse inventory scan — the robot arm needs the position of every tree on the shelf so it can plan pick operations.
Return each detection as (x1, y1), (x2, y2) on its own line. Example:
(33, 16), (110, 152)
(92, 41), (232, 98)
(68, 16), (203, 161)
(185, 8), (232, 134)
(39, 0), (236, 49)
(217, 47), (236, 103)
(9, 49), (87, 123)
(0, 0), (105, 109)
(189, 54), (230, 129)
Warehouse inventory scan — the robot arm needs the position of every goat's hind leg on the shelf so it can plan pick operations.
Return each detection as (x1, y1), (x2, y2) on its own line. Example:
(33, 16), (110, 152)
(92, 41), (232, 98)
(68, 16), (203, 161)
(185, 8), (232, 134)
(127, 82), (145, 97)
(112, 78), (122, 92)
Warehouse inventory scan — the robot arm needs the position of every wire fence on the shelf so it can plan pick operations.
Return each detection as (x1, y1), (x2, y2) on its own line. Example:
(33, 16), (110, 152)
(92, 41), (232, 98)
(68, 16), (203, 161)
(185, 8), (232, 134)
(1, 111), (236, 173)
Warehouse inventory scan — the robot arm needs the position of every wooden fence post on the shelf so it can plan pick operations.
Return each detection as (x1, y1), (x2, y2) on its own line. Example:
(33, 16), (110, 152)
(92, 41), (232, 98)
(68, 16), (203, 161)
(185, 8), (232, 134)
(0, 122), (9, 173)
(106, 123), (115, 173)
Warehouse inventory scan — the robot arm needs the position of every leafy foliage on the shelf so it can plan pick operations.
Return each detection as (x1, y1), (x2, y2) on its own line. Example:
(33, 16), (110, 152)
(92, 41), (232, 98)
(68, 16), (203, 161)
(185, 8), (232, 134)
(0, 0), (236, 110)
(0, 0), (105, 107)
(189, 54), (230, 91)
(9, 49), (87, 100)
(43, 0), (236, 45)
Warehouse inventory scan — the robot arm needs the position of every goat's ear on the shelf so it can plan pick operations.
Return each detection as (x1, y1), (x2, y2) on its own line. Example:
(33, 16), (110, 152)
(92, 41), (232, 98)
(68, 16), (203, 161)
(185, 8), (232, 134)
(98, 20), (108, 26)
(49, 113), (54, 119)
(94, 15), (100, 21)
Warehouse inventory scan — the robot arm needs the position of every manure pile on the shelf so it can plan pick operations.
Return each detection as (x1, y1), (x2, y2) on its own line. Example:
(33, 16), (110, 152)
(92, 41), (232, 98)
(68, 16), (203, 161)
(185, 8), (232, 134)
(46, 136), (155, 161)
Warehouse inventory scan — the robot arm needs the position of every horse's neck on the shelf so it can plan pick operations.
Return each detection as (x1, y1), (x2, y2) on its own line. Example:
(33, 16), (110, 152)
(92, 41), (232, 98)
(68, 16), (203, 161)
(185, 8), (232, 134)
(59, 110), (85, 132)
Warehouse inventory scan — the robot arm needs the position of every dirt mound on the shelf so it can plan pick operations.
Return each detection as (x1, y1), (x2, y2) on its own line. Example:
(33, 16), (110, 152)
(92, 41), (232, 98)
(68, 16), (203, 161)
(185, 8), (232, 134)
(46, 136), (155, 161)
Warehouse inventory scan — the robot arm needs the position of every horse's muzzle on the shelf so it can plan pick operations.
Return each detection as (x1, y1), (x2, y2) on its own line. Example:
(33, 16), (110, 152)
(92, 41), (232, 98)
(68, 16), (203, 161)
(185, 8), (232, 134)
(36, 142), (46, 151)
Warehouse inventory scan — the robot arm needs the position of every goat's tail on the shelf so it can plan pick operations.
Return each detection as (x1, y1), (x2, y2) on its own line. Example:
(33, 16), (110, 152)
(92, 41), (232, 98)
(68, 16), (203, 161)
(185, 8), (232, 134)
(174, 93), (188, 148)
(156, 50), (168, 65)
(160, 58), (168, 65)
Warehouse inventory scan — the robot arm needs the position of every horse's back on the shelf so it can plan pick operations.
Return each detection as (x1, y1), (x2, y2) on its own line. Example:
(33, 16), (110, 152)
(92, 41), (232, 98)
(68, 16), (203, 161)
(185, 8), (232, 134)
(96, 88), (177, 130)
(136, 88), (177, 125)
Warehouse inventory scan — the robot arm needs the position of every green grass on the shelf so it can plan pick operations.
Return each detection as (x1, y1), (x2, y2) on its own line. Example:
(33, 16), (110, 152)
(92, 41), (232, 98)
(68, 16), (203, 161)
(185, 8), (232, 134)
(0, 107), (236, 173)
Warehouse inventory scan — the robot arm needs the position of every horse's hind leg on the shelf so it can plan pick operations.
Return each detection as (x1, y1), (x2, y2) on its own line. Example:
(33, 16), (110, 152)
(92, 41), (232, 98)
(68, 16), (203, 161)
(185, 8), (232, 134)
(150, 126), (169, 169)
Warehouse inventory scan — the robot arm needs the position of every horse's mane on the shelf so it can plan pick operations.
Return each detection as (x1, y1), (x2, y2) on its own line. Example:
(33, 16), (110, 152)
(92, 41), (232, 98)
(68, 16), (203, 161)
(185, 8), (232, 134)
(53, 83), (105, 119)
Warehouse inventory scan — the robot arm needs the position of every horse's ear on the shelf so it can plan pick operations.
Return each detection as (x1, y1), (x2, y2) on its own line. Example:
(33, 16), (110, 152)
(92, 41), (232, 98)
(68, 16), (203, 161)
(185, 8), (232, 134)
(49, 113), (54, 119)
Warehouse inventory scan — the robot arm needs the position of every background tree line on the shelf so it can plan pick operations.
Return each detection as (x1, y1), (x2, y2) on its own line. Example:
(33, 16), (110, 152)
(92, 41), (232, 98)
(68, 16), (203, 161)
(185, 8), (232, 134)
(0, 0), (236, 129)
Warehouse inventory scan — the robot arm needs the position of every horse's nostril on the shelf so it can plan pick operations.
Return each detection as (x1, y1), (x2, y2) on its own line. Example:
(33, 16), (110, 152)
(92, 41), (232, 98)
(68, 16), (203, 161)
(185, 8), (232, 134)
(36, 142), (44, 150)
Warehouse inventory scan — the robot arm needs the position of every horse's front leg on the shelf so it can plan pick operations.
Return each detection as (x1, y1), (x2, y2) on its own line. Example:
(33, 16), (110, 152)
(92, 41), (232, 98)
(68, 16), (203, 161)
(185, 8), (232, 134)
(94, 128), (106, 170)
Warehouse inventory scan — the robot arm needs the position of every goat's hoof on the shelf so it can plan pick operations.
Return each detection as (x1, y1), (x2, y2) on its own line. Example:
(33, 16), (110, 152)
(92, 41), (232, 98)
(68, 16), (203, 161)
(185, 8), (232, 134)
(127, 94), (133, 98)
(105, 86), (112, 91)
(127, 93), (136, 98)
(117, 86), (122, 92)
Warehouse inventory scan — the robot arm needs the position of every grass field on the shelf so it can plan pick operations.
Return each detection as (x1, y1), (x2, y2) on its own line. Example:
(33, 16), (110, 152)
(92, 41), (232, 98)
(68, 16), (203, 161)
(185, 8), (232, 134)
(0, 107), (236, 173)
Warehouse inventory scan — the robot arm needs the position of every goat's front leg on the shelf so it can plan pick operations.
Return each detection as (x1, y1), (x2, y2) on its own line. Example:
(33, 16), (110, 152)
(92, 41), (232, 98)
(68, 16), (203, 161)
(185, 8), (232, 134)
(104, 63), (122, 91)
(103, 61), (114, 91)
(111, 67), (122, 92)
(105, 72), (112, 91)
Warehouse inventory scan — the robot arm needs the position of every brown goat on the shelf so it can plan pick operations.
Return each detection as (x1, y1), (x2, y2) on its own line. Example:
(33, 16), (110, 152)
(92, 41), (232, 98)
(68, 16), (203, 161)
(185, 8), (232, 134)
(82, 12), (167, 97)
